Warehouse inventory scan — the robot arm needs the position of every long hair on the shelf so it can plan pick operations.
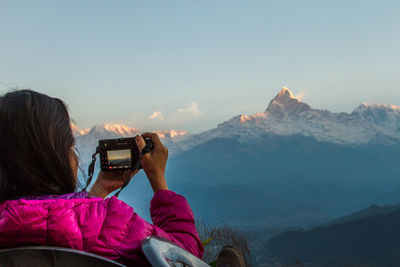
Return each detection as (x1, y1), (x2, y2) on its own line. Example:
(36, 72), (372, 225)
(0, 90), (77, 201)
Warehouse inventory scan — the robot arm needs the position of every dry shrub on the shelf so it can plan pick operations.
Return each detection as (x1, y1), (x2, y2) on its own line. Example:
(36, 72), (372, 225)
(196, 220), (255, 266)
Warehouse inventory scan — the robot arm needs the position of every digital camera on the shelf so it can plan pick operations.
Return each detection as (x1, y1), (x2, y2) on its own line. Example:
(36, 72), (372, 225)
(98, 137), (153, 171)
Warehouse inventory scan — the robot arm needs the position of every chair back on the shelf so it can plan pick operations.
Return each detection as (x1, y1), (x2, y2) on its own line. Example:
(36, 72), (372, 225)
(0, 237), (209, 266)
(0, 246), (125, 267)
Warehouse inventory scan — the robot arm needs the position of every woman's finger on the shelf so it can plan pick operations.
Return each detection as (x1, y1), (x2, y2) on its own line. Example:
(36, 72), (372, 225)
(135, 135), (146, 151)
(141, 132), (163, 148)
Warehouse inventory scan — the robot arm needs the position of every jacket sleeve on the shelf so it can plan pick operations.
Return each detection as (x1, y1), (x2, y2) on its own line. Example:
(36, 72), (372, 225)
(150, 190), (204, 259)
(101, 190), (204, 264)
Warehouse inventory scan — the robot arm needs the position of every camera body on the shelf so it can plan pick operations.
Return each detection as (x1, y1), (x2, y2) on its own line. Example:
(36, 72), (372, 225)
(99, 137), (153, 171)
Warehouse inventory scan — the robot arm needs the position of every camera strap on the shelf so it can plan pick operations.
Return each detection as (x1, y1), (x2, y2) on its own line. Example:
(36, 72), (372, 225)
(83, 147), (100, 192)
(113, 151), (144, 197)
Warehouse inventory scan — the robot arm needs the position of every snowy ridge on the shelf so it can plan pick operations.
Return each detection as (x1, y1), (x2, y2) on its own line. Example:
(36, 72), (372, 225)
(168, 87), (400, 154)
(74, 123), (190, 164)
(71, 123), (89, 136)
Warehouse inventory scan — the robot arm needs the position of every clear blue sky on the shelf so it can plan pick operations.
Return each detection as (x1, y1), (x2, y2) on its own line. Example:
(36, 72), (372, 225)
(1, 0), (399, 133)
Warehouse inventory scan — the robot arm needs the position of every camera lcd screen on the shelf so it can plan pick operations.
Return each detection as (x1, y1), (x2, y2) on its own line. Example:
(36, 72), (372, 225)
(107, 149), (131, 168)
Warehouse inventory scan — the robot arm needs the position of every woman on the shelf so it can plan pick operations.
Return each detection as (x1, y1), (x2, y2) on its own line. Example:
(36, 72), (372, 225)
(0, 90), (204, 266)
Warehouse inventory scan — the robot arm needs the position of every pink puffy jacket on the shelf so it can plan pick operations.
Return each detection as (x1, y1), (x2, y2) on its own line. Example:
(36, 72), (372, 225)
(0, 190), (204, 266)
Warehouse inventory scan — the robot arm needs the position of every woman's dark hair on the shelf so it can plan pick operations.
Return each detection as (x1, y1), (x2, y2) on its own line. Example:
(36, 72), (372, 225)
(0, 90), (77, 201)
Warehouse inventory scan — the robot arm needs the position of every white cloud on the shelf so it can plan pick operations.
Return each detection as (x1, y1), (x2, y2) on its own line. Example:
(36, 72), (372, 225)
(150, 111), (164, 120)
(177, 101), (202, 116)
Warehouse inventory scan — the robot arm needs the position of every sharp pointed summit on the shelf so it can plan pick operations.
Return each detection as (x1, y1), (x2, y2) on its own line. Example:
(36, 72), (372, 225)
(265, 87), (311, 118)
(274, 86), (296, 100)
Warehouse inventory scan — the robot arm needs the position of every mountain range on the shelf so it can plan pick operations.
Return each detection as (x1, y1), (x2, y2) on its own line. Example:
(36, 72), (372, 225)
(74, 87), (400, 157)
(73, 123), (190, 164)
(170, 87), (400, 154)
(74, 88), (400, 229)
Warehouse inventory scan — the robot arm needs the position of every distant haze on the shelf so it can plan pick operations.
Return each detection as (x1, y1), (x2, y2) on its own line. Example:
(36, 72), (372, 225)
(1, 1), (399, 133)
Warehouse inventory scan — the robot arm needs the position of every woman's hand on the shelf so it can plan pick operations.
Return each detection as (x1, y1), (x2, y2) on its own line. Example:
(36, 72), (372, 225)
(136, 133), (169, 193)
(89, 169), (138, 199)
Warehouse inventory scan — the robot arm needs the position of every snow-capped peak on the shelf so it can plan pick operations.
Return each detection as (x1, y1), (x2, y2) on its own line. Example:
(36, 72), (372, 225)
(265, 87), (311, 118)
(101, 123), (140, 136)
(70, 122), (89, 136)
(275, 86), (296, 100)
(85, 124), (141, 139)
(352, 103), (400, 115)
(350, 103), (400, 127)
(154, 129), (189, 139)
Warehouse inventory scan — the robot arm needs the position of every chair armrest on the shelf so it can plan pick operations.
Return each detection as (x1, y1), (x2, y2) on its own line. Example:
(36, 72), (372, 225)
(141, 236), (210, 267)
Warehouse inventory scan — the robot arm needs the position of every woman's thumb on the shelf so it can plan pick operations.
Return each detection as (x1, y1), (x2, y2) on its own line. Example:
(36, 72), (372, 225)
(135, 135), (146, 151)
